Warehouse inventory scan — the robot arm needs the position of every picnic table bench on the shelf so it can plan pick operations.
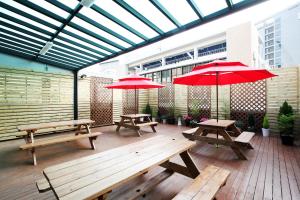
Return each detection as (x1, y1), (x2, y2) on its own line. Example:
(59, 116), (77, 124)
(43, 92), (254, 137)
(17, 119), (102, 165)
(38, 135), (200, 199)
(115, 114), (158, 136)
(182, 119), (255, 160)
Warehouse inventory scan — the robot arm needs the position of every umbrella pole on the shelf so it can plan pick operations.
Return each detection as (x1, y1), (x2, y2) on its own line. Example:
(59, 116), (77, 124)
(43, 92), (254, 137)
(216, 72), (219, 147)
(135, 87), (137, 115)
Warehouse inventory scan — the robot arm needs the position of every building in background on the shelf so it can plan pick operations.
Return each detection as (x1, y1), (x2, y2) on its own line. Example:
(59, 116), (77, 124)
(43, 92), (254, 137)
(127, 22), (259, 83)
(256, 3), (300, 68)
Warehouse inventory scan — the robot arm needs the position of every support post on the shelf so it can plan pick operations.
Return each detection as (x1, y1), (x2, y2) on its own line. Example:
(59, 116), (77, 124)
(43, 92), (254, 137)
(74, 70), (78, 120)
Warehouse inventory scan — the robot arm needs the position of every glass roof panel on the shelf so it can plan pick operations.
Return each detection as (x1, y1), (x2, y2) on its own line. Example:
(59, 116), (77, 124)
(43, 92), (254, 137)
(232, 0), (246, 4)
(0, 31), (43, 47)
(28, 0), (70, 19)
(42, 54), (82, 66)
(54, 38), (104, 58)
(0, 25), (47, 43)
(59, 32), (112, 55)
(79, 7), (144, 44)
(57, 0), (78, 9)
(0, 7), (56, 33)
(194, 0), (228, 16)
(0, 17), (51, 39)
(0, 0), (62, 27)
(0, 36), (40, 51)
(54, 38), (101, 60)
(50, 48), (92, 63)
(124, 0), (176, 32)
(158, 0), (199, 25)
(71, 17), (131, 48)
(0, 43), (36, 55)
(94, 0), (158, 38)
(52, 44), (98, 61)
(64, 25), (121, 52)
(47, 52), (88, 65)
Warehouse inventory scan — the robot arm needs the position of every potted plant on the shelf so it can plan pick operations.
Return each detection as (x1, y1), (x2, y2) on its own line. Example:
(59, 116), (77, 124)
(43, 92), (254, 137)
(278, 101), (294, 146)
(142, 103), (152, 121)
(166, 107), (176, 124)
(235, 120), (244, 132)
(151, 107), (158, 122)
(174, 109), (182, 126)
(161, 115), (167, 124)
(262, 115), (270, 137)
(247, 113), (255, 132)
(183, 115), (192, 126)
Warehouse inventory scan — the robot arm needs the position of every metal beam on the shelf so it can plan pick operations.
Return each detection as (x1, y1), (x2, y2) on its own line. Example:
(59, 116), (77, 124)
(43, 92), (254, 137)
(46, 52), (88, 66)
(0, 38), (39, 53)
(51, 46), (96, 63)
(149, 0), (181, 27)
(79, 0), (266, 69)
(186, 0), (204, 20)
(0, 31), (43, 48)
(226, 0), (233, 9)
(47, 49), (92, 64)
(73, 70), (78, 120)
(37, 56), (79, 70)
(15, 0), (122, 52)
(91, 4), (148, 41)
(40, 54), (82, 67)
(46, 0), (135, 46)
(0, 43), (37, 56)
(113, 0), (164, 35)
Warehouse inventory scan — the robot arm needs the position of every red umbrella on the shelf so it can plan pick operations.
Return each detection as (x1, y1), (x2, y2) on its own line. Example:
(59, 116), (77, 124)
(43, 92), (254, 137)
(173, 60), (277, 142)
(105, 75), (164, 114)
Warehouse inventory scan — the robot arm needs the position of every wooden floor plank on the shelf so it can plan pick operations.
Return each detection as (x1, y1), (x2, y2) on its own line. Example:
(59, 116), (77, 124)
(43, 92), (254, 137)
(0, 125), (299, 200)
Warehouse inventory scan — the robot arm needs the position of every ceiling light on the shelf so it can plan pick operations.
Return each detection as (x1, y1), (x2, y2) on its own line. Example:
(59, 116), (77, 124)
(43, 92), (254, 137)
(80, 0), (97, 8)
(39, 42), (53, 55)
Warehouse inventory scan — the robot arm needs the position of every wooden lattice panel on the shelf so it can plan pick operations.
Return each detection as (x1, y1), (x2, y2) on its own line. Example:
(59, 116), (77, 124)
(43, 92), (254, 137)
(90, 77), (113, 127)
(123, 90), (138, 114)
(230, 80), (266, 131)
(158, 83), (175, 115)
(188, 86), (211, 120)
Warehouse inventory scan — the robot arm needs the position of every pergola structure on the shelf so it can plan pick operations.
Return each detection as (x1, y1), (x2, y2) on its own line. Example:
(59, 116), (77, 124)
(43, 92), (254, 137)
(0, 0), (265, 119)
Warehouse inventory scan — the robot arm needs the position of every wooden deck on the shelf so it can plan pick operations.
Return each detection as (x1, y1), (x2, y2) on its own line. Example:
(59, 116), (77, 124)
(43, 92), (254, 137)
(0, 124), (299, 200)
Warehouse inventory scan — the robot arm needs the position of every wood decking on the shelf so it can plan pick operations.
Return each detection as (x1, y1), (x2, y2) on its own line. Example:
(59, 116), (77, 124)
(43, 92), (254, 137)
(0, 124), (299, 200)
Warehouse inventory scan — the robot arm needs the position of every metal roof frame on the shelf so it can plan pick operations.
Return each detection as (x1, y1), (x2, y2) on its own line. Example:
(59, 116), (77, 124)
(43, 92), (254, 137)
(0, 0), (266, 71)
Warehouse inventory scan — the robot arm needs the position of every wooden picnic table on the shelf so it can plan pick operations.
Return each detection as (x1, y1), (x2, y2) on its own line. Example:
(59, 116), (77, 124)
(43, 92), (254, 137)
(41, 135), (199, 200)
(115, 114), (158, 136)
(17, 119), (103, 165)
(182, 119), (255, 160)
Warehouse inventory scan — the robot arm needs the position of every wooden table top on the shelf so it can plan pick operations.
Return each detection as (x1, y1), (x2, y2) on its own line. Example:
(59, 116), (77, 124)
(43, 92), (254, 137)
(199, 119), (235, 128)
(120, 114), (151, 118)
(43, 135), (196, 200)
(17, 119), (95, 132)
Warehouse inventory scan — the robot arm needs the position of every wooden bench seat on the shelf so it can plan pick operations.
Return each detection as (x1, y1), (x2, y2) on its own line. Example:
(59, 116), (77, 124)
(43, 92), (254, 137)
(183, 127), (199, 135)
(36, 178), (51, 193)
(172, 165), (230, 200)
(19, 132), (103, 150)
(234, 131), (255, 149)
(135, 122), (158, 127)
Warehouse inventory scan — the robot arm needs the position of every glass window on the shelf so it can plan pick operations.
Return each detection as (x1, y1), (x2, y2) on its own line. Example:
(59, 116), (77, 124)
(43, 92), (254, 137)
(161, 69), (171, 83)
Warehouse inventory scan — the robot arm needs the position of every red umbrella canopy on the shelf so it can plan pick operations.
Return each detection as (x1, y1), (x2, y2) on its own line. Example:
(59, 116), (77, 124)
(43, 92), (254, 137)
(105, 74), (164, 89)
(173, 60), (277, 85)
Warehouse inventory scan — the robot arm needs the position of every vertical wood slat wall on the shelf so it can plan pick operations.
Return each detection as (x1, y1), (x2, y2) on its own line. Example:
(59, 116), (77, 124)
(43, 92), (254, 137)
(0, 67), (90, 141)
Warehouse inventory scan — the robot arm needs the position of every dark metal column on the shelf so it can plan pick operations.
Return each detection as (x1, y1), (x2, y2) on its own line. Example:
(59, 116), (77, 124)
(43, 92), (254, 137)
(73, 70), (78, 120)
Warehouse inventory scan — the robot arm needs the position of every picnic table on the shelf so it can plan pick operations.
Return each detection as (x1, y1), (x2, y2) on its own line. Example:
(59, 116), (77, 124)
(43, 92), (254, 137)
(39, 135), (200, 200)
(182, 119), (255, 160)
(114, 114), (158, 136)
(17, 119), (102, 165)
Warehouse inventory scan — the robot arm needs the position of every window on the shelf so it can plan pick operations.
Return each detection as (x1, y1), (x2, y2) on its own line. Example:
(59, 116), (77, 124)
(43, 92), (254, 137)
(165, 50), (194, 65)
(142, 60), (162, 70)
(161, 69), (171, 83)
(198, 42), (226, 57)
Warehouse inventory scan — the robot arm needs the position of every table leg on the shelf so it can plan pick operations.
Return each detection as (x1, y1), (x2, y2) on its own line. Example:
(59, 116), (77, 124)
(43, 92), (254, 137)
(84, 124), (96, 150)
(179, 151), (200, 178)
(116, 118), (124, 132)
(220, 130), (247, 160)
(27, 130), (37, 165)
(75, 124), (82, 135)
(130, 118), (141, 137)
(150, 125), (156, 133)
